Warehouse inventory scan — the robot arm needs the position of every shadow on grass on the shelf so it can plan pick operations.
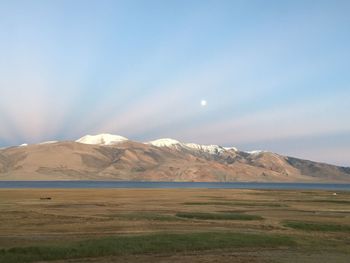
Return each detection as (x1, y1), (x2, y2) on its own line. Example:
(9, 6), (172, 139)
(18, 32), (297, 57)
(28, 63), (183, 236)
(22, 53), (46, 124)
(0, 232), (295, 263)
(284, 199), (350, 204)
(183, 202), (287, 207)
(176, 212), (263, 220)
(112, 212), (182, 221)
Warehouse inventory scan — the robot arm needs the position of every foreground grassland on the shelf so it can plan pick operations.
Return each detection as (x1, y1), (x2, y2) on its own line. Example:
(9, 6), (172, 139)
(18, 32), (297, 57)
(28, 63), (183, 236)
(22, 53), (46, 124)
(0, 188), (349, 262)
(0, 232), (295, 263)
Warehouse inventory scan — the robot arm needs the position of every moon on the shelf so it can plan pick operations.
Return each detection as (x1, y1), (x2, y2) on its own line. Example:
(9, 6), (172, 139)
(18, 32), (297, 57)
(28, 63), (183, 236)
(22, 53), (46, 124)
(201, 100), (207, 106)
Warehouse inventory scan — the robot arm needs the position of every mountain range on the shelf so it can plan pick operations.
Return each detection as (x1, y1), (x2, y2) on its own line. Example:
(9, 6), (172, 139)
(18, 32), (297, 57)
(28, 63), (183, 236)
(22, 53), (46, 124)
(0, 133), (349, 182)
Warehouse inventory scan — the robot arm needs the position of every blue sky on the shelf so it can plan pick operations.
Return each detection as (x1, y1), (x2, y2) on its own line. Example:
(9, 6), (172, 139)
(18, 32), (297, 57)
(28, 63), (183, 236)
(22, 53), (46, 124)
(0, 0), (349, 166)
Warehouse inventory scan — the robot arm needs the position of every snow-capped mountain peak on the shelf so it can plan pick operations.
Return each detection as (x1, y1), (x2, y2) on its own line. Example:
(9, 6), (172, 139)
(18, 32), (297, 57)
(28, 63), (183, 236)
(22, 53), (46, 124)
(224, 146), (238, 152)
(147, 139), (239, 155)
(76, 134), (128, 145)
(185, 143), (225, 155)
(147, 138), (181, 147)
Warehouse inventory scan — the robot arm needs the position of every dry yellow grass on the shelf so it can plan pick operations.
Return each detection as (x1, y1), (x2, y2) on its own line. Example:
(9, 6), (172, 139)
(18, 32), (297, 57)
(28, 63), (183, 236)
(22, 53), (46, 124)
(0, 188), (349, 262)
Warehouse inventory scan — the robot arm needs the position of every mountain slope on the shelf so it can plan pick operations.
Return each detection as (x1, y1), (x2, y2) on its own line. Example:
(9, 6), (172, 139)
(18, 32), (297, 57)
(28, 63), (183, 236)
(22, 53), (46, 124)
(0, 134), (349, 182)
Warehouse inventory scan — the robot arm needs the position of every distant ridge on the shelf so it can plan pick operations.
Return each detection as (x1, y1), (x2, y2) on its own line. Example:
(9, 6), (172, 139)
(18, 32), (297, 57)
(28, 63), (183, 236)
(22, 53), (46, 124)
(0, 133), (349, 182)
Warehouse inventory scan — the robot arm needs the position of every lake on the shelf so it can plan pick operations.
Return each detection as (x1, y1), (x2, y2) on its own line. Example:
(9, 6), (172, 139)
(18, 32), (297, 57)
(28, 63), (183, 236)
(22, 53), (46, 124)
(0, 181), (349, 190)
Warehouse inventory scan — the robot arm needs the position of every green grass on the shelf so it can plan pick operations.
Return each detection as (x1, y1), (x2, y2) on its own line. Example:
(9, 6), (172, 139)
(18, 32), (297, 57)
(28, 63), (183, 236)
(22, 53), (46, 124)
(176, 212), (263, 220)
(0, 232), (295, 263)
(113, 212), (181, 221)
(284, 221), (350, 232)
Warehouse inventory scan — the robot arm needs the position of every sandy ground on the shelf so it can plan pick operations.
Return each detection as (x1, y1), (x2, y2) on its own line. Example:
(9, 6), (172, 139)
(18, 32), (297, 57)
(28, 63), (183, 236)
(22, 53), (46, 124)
(0, 188), (349, 262)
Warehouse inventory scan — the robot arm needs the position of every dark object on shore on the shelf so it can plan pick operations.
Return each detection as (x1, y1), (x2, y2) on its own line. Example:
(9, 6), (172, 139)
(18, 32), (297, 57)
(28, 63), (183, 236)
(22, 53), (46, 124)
(40, 197), (52, 200)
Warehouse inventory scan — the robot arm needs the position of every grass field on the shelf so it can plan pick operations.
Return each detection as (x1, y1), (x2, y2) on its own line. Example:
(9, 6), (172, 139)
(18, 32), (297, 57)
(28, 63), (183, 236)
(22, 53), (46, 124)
(0, 188), (349, 262)
(0, 232), (295, 263)
(283, 220), (350, 232)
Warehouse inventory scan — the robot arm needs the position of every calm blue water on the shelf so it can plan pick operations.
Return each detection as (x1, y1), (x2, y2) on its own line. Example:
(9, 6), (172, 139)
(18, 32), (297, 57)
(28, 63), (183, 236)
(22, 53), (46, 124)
(0, 181), (349, 190)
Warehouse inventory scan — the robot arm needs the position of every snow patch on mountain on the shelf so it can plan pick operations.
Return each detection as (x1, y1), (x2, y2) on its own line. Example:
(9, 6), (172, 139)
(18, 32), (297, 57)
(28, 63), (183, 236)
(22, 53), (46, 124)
(19, 143), (28, 147)
(246, 150), (265, 155)
(39, 141), (58, 145)
(76, 134), (128, 145)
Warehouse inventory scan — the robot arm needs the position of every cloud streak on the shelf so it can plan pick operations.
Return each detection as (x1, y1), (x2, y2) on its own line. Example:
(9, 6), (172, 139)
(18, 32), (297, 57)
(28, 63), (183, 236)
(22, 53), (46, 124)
(0, 1), (349, 165)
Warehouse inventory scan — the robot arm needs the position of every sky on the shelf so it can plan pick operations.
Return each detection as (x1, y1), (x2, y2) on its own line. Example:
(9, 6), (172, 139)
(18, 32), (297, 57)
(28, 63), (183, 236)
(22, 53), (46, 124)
(0, 0), (349, 166)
